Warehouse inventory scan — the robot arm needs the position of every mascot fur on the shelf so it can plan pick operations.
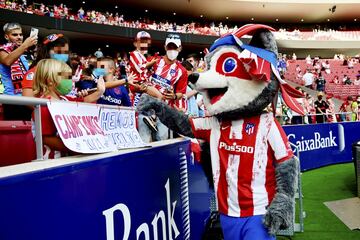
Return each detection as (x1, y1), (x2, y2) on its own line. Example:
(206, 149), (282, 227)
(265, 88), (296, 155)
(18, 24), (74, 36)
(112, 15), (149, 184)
(138, 24), (305, 240)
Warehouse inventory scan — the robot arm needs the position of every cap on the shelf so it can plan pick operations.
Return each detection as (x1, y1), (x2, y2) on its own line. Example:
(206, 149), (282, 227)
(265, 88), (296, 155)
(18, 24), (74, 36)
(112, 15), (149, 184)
(3, 23), (21, 33)
(135, 31), (151, 40)
(165, 33), (181, 47)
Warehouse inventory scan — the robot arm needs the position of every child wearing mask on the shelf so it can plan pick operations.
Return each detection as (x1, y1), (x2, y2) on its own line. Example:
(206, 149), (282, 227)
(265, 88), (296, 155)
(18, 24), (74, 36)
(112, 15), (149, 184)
(33, 59), (105, 159)
(22, 33), (70, 97)
(78, 57), (134, 106)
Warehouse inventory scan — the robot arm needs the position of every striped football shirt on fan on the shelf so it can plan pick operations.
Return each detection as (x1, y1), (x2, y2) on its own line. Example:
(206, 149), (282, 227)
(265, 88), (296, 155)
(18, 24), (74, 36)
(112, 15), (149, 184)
(190, 112), (293, 217)
(151, 57), (188, 110)
(129, 50), (150, 82)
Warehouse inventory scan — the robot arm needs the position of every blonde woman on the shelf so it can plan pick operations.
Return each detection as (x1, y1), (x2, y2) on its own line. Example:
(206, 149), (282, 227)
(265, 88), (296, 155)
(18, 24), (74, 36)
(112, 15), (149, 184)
(33, 59), (105, 159)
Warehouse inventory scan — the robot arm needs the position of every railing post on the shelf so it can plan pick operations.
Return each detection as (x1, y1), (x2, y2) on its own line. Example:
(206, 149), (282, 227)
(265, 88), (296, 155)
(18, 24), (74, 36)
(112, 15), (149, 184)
(34, 104), (43, 161)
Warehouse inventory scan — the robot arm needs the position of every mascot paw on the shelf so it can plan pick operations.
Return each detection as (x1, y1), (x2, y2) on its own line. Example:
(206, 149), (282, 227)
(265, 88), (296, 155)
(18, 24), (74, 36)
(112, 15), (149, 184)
(136, 94), (161, 114)
(263, 193), (293, 235)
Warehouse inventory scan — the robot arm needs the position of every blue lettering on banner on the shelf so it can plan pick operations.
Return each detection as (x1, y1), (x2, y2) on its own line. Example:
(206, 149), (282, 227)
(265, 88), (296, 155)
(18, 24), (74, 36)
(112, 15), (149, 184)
(152, 74), (171, 89)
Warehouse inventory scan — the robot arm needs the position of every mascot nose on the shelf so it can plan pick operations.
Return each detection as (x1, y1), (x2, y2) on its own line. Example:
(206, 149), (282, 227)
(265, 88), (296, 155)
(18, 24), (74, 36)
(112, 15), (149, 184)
(188, 73), (199, 84)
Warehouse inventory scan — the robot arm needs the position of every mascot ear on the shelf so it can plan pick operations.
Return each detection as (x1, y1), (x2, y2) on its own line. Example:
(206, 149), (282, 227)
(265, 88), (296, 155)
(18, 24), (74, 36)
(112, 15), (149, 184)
(232, 24), (278, 55)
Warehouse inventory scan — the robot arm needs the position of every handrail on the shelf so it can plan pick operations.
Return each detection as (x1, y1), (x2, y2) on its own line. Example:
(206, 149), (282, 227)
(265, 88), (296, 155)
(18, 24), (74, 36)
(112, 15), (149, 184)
(0, 95), (134, 161)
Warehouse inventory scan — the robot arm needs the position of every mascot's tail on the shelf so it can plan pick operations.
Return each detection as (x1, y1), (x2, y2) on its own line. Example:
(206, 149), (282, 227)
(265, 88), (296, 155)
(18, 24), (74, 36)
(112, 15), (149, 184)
(232, 24), (306, 116)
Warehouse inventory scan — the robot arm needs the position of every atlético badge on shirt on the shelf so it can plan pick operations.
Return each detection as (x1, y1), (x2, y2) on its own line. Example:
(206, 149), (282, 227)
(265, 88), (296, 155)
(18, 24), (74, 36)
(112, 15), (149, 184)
(245, 123), (255, 135)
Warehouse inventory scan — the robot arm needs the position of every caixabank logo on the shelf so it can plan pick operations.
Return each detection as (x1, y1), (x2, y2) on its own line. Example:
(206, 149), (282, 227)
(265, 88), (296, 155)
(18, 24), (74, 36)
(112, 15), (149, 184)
(287, 124), (345, 153)
(102, 149), (190, 240)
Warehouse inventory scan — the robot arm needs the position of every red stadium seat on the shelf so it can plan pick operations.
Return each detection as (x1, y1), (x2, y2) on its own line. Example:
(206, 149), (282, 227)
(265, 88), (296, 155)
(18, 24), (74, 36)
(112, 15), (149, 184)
(0, 121), (36, 167)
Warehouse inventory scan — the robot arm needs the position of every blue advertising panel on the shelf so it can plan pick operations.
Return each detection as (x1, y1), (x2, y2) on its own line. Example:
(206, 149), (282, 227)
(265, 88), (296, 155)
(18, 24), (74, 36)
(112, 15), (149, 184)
(0, 140), (212, 240)
(284, 122), (360, 171)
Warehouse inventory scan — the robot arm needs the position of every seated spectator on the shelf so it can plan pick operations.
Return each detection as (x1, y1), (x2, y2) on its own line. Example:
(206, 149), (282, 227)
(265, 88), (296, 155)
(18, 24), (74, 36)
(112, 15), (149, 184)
(22, 33), (69, 97)
(343, 75), (352, 85)
(332, 75), (340, 84)
(315, 73), (326, 92)
(32, 59), (105, 159)
(354, 75), (360, 86)
(347, 58), (354, 69)
(322, 60), (331, 74)
(305, 55), (312, 64)
(292, 53), (297, 60)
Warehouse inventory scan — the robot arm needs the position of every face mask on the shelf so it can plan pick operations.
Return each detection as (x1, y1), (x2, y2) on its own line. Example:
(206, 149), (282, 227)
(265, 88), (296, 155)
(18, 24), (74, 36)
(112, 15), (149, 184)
(50, 53), (69, 62)
(166, 50), (178, 61)
(56, 79), (73, 95)
(93, 68), (107, 78)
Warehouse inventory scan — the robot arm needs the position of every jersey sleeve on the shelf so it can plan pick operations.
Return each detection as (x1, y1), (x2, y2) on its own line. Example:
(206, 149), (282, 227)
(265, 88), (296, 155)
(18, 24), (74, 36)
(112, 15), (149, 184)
(267, 119), (294, 163)
(129, 51), (147, 74)
(174, 65), (188, 94)
(189, 117), (215, 142)
(22, 68), (35, 89)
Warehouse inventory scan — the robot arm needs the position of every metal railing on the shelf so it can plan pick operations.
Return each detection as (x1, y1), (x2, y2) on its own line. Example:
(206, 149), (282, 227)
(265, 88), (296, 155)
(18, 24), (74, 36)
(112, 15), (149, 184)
(278, 111), (359, 125)
(0, 95), (133, 161)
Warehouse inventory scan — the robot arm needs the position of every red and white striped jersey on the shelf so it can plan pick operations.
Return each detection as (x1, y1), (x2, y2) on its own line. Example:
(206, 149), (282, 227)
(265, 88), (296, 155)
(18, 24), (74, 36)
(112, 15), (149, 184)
(190, 113), (293, 217)
(129, 50), (150, 83)
(152, 57), (188, 110)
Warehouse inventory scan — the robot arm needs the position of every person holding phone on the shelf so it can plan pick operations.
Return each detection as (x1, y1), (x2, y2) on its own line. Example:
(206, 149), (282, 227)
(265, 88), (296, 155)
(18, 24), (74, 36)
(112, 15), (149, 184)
(0, 22), (37, 120)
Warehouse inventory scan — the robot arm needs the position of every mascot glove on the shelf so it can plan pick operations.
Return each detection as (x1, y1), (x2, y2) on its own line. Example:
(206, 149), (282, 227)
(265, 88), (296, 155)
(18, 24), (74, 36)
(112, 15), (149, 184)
(263, 192), (293, 236)
(136, 94), (162, 114)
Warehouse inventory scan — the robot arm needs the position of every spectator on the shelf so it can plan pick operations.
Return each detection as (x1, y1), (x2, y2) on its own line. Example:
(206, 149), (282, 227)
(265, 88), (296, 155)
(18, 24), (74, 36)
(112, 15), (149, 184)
(302, 69), (314, 89)
(326, 94), (336, 122)
(22, 33), (69, 97)
(0, 22), (37, 120)
(291, 87), (306, 125)
(292, 53), (297, 60)
(94, 48), (103, 58)
(128, 31), (162, 107)
(332, 75), (340, 84)
(339, 98), (350, 122)
(322, 60), (331, 74)
(305, 55), (312, 64)
(138, 33), (188, 143)
(314, 92), (329, 123)
(315, 72), (326, 92)
(182, 60), (199, 117)
(32, 59), (105, 159)
(354, 75), (360, 86)
(349, 96), (358, 121)
(186, 53), (200, 72)
(343, 75), (352, 85)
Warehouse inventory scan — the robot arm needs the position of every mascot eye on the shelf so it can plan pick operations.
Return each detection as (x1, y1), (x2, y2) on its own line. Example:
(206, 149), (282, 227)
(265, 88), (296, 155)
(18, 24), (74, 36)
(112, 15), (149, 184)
(223, 58), (236, 73)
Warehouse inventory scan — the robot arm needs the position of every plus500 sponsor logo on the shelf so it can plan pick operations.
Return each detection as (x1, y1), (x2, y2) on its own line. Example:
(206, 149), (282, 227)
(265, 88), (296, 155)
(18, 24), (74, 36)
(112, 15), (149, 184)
(219, 142), (254, 154)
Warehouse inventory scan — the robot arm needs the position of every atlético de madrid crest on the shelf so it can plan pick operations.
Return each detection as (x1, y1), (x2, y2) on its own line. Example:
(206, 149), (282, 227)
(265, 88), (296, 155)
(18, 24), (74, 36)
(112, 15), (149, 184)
(245, 123), (255, 135)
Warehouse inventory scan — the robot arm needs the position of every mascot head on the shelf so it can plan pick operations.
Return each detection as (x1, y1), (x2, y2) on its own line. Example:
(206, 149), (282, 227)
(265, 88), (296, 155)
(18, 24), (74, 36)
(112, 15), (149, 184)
(189, 24), (304, 120)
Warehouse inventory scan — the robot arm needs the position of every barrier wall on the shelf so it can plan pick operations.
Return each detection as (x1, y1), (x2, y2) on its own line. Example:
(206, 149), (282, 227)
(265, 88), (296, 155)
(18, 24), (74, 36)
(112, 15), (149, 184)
(0, 139), (212, 240)
(284, 122), (360, 171)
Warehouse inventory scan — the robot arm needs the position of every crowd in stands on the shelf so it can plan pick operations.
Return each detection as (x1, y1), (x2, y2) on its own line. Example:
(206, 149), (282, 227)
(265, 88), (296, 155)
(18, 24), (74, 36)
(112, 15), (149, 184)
(279, 53), (360, 124)
(2, 0), (360, 40)
(0, 21), (213, 159)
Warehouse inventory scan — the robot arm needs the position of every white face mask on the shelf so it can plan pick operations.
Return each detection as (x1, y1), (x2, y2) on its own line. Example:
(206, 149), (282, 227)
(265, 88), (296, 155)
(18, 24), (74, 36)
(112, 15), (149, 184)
(166, 50), (178, 61)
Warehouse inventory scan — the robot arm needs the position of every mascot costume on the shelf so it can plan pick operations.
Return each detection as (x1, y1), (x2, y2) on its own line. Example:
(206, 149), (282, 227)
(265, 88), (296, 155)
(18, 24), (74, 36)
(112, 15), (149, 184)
(138, 24), (305, 240)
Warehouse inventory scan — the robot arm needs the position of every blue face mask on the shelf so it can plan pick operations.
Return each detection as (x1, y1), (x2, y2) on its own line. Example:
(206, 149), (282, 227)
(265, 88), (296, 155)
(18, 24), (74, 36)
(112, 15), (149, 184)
(93, 68), (107, 78)
(50, 53), (69, 62)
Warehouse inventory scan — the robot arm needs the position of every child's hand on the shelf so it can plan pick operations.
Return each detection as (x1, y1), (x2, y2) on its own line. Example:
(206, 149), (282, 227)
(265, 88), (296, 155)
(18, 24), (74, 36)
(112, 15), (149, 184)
(96, 76), (106, 95)
(127, 72), (136, 85)
(77, 89), (89, 97)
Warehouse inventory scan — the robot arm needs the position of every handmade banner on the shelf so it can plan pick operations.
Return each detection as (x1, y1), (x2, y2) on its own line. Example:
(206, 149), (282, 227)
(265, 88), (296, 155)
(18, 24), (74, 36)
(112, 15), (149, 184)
(99, 107), (146, 149)
(47, 102), (145, 153)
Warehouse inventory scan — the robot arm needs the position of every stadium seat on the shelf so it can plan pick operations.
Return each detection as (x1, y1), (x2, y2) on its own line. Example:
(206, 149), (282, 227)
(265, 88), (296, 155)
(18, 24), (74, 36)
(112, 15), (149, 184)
(0, 121), (36, 166)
